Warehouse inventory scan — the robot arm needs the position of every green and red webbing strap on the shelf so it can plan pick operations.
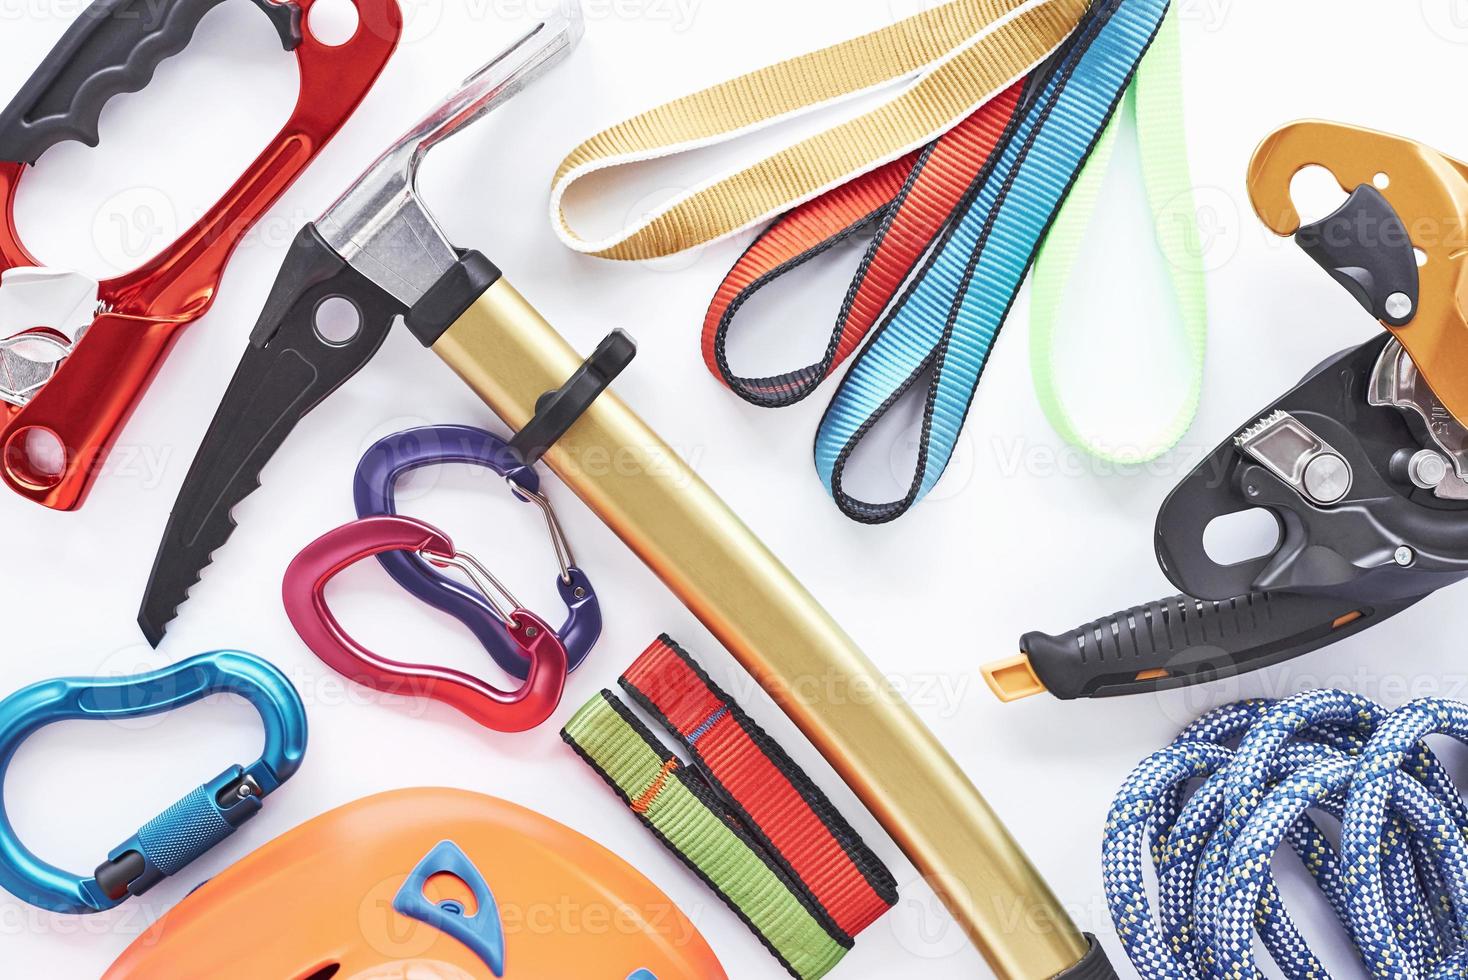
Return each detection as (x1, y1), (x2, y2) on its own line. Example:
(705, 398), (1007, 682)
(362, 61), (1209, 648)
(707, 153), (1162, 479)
(562, 636), (897, 980)
(702, 81), (1026, 409)
(621, 637), (897, 935)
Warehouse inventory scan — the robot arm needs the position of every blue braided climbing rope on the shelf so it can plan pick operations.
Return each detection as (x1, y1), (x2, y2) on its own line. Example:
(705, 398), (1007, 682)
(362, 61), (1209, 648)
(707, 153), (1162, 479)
(1103, 691), (1468, 979)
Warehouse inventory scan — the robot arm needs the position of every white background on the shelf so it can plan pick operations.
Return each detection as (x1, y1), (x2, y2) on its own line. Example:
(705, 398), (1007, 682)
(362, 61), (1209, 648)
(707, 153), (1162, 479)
(1, 1), (1466, 977)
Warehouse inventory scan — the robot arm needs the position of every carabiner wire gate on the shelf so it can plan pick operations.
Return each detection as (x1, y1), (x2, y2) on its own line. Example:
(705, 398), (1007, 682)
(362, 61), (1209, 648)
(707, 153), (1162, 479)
(508, 478), (577, 585)
(283, 515), (570, 734)
(353, 425), (601, 679)
(426, 549), (528, 628)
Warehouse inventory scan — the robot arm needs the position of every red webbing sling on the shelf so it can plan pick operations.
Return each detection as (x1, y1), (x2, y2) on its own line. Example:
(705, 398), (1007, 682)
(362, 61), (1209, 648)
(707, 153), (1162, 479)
(702, 80), (1026, 408)
(620, 636), (897, 939)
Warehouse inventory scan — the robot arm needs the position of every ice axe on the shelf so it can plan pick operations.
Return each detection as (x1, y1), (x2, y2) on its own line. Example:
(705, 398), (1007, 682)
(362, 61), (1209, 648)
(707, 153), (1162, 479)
(139, 4), (1117, 975)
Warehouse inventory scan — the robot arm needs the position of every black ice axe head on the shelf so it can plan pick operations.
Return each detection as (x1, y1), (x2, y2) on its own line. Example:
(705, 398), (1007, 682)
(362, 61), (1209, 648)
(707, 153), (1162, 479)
(137, 3), (584, 646)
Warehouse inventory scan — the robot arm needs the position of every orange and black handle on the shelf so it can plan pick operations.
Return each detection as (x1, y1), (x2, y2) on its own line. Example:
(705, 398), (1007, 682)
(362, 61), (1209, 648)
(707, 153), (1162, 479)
(985, 591), (1421, 702)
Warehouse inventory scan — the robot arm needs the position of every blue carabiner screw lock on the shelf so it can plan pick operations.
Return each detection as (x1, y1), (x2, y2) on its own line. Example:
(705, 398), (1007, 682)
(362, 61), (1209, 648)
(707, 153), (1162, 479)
(354, 424), (602, 680)
(0, 651), (307, 914)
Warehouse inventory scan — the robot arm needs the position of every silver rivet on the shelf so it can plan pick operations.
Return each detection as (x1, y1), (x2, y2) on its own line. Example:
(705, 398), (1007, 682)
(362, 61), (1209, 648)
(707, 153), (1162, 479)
(574, 587), (586, 599)
(1407, 450), (1449, 490)
(237, 785), (255, 800)
(524, 626), (539, 638)
(1303, 454), (1351, 505)
(1395, 546), (1415, 566)
(1385, 292), (1414, 320)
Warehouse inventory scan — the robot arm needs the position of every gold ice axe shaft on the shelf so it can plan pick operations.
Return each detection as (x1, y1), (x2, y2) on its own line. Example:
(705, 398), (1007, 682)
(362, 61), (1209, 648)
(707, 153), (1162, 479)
(432, 278), (1096, 979)
(312, 5), (1105, 974)
(1248, 120), (1468, 424)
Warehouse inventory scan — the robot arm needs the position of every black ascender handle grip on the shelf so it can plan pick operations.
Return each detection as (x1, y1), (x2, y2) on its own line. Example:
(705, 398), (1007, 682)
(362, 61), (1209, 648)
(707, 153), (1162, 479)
(987, 590), (1422, 702)
(0, 0), (300, 165)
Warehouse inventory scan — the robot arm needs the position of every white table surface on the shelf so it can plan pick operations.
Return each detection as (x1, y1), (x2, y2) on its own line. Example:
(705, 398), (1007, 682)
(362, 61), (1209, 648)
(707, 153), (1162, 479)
(2, 1), (1465, 976)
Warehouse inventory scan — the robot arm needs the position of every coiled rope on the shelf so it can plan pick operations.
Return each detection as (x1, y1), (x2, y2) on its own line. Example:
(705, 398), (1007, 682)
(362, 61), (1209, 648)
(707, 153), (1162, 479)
(1103, 691), (1468, 979)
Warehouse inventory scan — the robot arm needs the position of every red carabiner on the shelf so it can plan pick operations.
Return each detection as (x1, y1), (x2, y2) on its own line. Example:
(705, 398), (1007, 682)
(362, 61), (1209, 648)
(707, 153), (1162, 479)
(282, 516), (569, 734)
(0, 0), (403, 510)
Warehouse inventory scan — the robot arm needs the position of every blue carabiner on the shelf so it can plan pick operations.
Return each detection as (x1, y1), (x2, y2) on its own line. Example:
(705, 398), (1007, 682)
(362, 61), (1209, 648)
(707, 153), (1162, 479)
(354, 425), (602, 679)
(0, 651), (307, 915)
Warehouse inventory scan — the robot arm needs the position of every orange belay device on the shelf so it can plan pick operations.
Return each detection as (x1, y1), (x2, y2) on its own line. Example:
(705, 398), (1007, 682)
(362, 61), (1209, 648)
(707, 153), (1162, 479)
(104, 788), (726, 979)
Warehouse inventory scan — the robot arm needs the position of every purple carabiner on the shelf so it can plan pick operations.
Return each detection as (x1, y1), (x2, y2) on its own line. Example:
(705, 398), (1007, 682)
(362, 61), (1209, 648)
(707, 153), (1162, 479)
(353, 425), (601, 679)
